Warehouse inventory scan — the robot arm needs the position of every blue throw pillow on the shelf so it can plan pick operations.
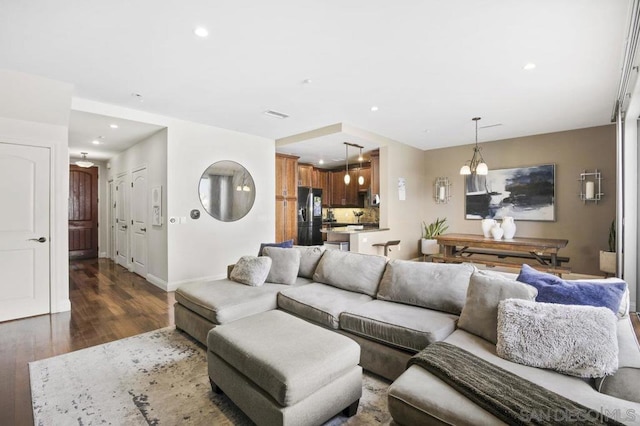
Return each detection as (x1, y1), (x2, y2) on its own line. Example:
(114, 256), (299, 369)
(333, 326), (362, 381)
(258, 239), (293, 256)
(516, 264), (627, 315)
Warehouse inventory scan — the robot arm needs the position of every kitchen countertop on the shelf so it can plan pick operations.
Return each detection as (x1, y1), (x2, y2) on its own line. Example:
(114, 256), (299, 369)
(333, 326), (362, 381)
(321, 226), (389, 234)
(322, 221), (380, 227)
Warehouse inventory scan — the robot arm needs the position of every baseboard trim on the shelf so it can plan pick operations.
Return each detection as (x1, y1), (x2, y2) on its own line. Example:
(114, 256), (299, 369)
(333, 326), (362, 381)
(146, 274), (169, 291)
(98, 252), (108, 258)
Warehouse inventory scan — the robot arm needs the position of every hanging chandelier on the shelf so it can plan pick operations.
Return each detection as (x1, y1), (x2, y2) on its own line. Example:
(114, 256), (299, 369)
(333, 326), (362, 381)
(75, 152), (94, 168)
(459, 117), (488, 175)
(358, 147), (364, 186)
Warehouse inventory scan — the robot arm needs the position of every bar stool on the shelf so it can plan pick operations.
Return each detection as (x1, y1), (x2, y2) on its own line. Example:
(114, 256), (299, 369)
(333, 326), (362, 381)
(372, 240), (401, 257)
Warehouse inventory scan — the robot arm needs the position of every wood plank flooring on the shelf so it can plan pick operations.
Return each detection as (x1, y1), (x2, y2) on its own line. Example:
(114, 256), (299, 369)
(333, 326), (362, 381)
(0, 258), (174, 426)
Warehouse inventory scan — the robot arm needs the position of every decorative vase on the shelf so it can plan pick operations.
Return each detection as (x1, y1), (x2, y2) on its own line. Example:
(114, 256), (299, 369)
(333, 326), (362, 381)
(599, 250), (616, 274)
(481, 219), (496, 238)
(491, 223), (504, 240)
(421, 238), (439, 255)
(502, 216), (516, 240)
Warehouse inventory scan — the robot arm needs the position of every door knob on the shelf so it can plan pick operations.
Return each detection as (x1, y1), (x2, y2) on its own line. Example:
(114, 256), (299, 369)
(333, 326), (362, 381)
(29, 237), (47, 243)
(122, 225), (128, 229)
(141, 228), (146, 232)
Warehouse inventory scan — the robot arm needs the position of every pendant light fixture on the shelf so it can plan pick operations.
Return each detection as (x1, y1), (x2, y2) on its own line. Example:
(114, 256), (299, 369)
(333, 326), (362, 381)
(358, 147), (365, 186)
(459, 117), (488, 175)
(75, 152), (94, 168)
(344, 143), (351, 184)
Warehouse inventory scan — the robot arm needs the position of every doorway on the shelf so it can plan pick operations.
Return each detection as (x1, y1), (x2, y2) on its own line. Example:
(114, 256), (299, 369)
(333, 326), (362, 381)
(131, 167), (148, 277)
(69, 165), (99, 259)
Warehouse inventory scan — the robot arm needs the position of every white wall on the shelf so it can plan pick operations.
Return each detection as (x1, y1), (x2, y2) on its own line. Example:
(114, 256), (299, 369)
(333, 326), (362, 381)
(107, 129), (168, 283)
(0, 70), (72, 313)
(72, 99), (275, 291)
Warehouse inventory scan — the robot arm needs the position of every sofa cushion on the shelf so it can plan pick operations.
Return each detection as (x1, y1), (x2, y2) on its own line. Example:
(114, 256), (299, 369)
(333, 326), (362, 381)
(312, 250), (387, 297)
(293, 245), (326, 278)
(229, 255), (272, 286)
(278, 283), (372, 329)
(516, 264), (627, 316)
(377, 260), (475, 315)
(497, 299), (619, 378)
(458, 270), (538, 344)
(340, 300), (458, 352)
(262, 246), (301, 285)
(258, 239), (293, 256)
(176, 278), (308, 325)
(388, 329), (640, 426)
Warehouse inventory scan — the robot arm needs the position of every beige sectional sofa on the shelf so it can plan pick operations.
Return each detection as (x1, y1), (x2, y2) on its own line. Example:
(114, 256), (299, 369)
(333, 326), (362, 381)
(174, 246), (640, 425)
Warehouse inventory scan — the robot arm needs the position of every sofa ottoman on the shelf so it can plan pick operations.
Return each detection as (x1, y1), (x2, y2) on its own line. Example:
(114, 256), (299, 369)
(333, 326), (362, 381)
(207, 310), (362, 426)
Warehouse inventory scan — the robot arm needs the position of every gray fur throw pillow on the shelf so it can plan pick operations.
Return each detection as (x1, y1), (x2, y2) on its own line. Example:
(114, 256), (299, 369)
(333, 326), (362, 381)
(496, 299), (618, 378)
(230, 256), (272, 286)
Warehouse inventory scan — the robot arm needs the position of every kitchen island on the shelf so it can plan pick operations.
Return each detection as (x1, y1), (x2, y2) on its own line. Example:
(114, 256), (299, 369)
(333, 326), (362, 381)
(322, 225), (391, 253)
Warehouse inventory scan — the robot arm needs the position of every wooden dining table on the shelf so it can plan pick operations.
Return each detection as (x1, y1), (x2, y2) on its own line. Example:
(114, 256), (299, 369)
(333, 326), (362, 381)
(433, 233), (570, 274)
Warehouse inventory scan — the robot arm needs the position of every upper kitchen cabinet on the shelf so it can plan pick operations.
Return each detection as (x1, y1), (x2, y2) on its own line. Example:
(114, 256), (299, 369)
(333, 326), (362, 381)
(330, 171), (346, 206)
(314, 169), (331, 206)
(276, 154), (298, 198)
(298, 164), (313, 187)
(355, 167), (370, 192)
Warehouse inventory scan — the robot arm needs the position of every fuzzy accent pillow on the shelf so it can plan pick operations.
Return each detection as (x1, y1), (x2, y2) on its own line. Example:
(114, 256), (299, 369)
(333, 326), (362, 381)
(496, 299), (618, 378)
(516, 264), (627, 316)
(229, 256), (272, 287)
(262, 246), (301, 285)
(458, 270), (538, 344)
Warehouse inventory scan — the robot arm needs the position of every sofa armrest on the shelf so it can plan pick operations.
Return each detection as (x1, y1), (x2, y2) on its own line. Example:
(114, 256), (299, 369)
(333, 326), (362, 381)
(227, 264), (235, 279)
(594, 316), (640, 403)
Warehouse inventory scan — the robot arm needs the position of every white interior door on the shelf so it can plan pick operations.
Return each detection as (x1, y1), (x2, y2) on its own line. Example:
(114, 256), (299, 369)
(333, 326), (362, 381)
(115, 173), (129, 268)
(0, 142), (50, 322)
(131, 168), (147, 277)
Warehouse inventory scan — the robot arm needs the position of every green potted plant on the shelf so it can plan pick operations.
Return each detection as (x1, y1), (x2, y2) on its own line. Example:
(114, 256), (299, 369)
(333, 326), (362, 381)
(599, 220), (616, 275)
(421, 217), (448, 255)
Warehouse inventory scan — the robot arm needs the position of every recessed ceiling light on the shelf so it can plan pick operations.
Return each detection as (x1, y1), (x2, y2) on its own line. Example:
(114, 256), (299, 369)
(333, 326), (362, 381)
(302, 79), (312, 84)
(110, 124), (119, 129)
(370, 106), (379, 112)
(92, 140), (102, 145)
(523, 63), (536, 71)
(318, 159), (324, 165)
(194, 27), (209, 38)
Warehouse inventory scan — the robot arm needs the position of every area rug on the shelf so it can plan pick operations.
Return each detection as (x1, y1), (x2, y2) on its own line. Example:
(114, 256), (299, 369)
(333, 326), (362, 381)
(29, 327), (392, 425)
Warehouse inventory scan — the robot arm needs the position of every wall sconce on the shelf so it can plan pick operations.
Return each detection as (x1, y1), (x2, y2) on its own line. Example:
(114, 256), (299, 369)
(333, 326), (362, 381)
(434, 177), (451, 203)
(578, 170), (602, 204)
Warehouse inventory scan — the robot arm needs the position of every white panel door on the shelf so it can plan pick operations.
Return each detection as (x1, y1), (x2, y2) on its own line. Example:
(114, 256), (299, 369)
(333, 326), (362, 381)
(115, 174), (129, 268)
(131, 168), (147, 277)
(0, 142), (50, 322)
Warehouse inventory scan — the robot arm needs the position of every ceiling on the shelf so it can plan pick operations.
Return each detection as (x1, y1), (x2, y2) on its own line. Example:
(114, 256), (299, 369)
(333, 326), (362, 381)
(0, 1), (630, 161)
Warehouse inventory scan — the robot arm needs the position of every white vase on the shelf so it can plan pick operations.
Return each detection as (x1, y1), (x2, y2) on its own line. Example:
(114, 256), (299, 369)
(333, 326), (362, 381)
(481, 219), (496, 238)
(421, 238), (439, 255)
(599, 250), (616, 274)
(502, 216), (516, 240)
(491, 223), (504, 240)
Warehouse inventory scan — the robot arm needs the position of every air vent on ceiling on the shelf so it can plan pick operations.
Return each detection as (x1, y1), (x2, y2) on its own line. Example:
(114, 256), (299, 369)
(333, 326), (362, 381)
(264, 109), (290, 119)
(480, 123), (503, 129)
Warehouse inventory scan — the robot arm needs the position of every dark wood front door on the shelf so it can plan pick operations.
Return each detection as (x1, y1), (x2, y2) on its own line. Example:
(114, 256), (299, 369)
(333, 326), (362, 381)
(69, 165), (99, 259)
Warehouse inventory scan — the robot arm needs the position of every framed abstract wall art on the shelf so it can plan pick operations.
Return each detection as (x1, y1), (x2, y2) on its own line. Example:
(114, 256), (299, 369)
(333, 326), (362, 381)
(465, 164), (555, 221)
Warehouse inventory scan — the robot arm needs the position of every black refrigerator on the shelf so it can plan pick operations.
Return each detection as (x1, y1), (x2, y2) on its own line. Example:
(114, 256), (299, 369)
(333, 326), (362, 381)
(298, 187), (323, 246)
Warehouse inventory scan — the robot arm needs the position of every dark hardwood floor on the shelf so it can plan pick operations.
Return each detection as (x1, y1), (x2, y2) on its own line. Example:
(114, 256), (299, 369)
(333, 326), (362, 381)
(0, 258), (174, 426)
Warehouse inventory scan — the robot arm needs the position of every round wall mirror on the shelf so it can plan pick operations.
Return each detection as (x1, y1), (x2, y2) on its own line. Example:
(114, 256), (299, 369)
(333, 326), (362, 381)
(198, 160), (256, 222)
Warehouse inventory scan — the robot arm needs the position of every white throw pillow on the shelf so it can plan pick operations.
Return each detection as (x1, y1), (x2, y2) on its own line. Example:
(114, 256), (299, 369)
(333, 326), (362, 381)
(496, 299), (618, 378)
